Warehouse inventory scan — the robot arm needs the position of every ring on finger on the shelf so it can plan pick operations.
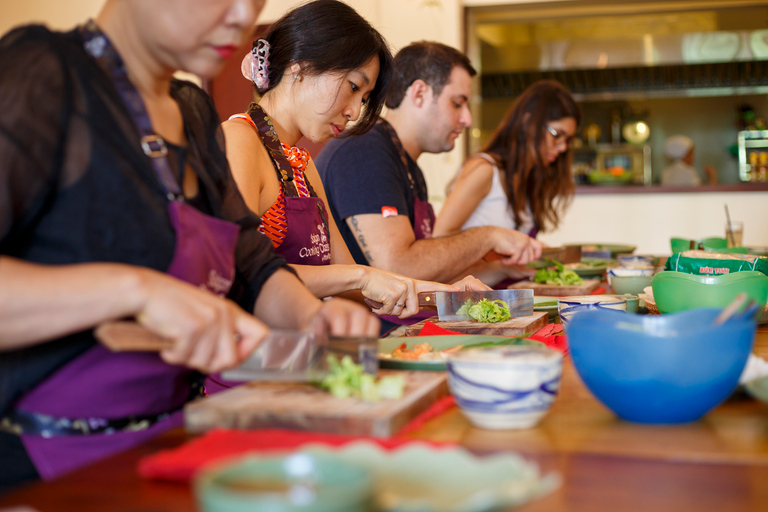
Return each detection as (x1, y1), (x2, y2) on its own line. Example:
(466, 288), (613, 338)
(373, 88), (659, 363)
(395, 303), (405, 308)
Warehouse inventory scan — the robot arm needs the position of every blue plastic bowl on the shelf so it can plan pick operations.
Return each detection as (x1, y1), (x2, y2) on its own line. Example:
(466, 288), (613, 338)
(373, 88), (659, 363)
(567, 308), (755, 424)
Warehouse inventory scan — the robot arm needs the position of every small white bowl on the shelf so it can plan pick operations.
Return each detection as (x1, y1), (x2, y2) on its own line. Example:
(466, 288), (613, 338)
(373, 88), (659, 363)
(447, 346), (563, 430)
(557, 295), (627, 329)
(607, 267), (655, 278)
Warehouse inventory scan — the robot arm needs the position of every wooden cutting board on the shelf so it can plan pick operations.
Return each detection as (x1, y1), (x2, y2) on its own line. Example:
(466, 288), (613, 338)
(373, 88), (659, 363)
(403, 311), (548, 336)
(508, 279), (601, 296)
(184, 370), (447, 438)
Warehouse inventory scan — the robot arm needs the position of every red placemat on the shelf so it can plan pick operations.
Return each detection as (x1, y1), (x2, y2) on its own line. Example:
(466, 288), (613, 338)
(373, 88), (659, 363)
(416, 320), (567, 354)
(138, 426), (455, 482)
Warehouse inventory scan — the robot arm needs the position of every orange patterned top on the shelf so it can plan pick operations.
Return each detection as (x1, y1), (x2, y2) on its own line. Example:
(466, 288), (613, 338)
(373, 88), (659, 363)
(229, 113), (313, 249)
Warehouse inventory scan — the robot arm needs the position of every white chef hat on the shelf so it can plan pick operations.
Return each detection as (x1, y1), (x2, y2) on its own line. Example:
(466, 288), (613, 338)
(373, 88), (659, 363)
(664, 135), (694, 160)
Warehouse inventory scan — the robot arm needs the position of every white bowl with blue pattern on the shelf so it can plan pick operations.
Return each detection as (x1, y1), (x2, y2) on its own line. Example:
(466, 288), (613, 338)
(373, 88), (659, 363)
(447, 346), (563, 430)
(558, 295), (627, 330)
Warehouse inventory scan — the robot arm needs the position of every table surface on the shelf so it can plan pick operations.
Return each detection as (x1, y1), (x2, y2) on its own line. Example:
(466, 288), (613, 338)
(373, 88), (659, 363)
(2, 325), (768, 512)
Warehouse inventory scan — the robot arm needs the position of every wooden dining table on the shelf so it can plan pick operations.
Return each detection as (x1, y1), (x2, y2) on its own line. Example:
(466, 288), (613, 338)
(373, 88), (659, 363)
(1, 324), (768, 512)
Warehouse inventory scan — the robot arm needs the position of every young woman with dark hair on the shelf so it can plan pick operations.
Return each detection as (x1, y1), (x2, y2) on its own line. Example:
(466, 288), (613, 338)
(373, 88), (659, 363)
(434, 80), (581, 238)
(223, 0), (483, 321)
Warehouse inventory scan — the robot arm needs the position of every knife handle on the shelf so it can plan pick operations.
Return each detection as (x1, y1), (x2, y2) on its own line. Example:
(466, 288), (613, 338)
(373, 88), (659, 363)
(417, 292), (437, 308)
(94, 321), (173, 352)
(483, 251), (504, 262)
(363, 298), (384, 310)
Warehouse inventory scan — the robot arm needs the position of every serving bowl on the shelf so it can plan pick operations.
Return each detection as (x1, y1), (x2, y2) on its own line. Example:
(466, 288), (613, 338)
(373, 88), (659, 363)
(447, 345), (563, 430)
(608, 274), (654, 295)
(567, 308), (755, 424)
(557, 295), (627, 329)
(652, 270), (768, 314)
(616, 254), (655, 268)
(195, 453), (372, 512)
(607, 267), (654, 278)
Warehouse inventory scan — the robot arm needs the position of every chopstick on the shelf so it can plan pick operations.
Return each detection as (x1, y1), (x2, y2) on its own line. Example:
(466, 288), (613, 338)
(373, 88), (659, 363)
(724, 204), (735, 247)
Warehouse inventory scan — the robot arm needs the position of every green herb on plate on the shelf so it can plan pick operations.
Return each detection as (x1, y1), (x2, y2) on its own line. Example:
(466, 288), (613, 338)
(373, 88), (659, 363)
(534, 260), (584, 286)
(319, 355), (404, 402)
(456, 298), (512, 323)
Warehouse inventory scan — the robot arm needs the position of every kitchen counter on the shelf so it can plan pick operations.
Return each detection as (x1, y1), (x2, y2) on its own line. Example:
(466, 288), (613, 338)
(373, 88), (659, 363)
(576, 182), (768, 194)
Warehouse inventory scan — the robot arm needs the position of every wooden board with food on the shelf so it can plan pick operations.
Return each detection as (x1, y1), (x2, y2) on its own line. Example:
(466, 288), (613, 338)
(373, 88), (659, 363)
(184, 370), (448, 438)
(402, 311), (548, 336)
(509, 279), (601, 296)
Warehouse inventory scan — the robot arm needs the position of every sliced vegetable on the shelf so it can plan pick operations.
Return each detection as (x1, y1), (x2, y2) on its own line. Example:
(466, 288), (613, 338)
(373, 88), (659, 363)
(456, 298), (512, 323)
(534, 260), (584, 286)
(319, 355), (404, 402)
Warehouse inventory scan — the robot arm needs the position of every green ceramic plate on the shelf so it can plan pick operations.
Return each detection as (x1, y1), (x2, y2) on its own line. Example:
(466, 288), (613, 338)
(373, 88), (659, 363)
(300, 441), (559, 512)
(378, 335), (544, 371)
(563, 257), (615, 277)
(534, 296), (560, 321)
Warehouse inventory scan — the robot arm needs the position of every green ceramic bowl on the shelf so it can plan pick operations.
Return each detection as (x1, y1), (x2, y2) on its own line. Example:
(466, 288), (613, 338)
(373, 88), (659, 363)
(651, 271), (768, 314)
(670, 237), (727, 254)
(609, 275), (653, 296)
(195, 453), (373, 512)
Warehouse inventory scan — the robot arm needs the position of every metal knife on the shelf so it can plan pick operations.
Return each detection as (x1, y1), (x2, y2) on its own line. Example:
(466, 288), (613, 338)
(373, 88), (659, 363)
(417, 289), (534, 322)
(94, 321), (377, 382)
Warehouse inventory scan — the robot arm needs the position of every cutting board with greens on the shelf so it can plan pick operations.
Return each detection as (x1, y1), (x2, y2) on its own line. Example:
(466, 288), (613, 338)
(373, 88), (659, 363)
(185, 370), (448, 438)
(403, 311), (547, 336)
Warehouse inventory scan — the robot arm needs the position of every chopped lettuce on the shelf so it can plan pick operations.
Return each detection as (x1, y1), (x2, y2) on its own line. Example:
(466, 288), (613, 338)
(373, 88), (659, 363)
(456, 298), (512, 323)
(534, 260), (584, 286)
(319, 355), (404, 402)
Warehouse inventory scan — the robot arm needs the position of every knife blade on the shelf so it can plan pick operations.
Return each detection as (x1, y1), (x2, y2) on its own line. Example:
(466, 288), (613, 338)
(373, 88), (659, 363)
(94, 321), (377, 382)
(417, 289), (534, 322)
(483, 245), (582, 264)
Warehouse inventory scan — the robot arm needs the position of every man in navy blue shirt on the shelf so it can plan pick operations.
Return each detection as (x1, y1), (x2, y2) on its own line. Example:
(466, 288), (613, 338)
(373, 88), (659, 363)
(316, 41), (542, 286)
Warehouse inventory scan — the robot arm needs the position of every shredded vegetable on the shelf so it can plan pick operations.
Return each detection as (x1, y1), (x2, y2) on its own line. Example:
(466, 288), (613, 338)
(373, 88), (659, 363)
(456, 298), (512, 323)
(319, 355), (404, 402)
(534, 260), (584, 286)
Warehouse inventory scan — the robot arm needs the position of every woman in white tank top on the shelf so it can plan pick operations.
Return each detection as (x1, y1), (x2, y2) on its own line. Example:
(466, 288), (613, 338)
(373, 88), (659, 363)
(434, 80), (580, 240)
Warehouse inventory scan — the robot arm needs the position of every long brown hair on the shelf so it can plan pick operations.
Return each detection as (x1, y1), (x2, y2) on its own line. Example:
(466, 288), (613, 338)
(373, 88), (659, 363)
(482, 80), (580, 232)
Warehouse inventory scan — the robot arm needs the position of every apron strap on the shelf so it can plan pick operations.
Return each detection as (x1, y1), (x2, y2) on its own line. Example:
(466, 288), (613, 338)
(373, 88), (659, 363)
(378, 118), (417, 192)
(246, 102), (301, 198)
(79, 20), (183, 201)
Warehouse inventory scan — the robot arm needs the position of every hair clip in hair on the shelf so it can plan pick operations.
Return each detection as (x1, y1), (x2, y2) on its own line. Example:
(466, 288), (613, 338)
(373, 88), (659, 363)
(252, 38), (271, 89)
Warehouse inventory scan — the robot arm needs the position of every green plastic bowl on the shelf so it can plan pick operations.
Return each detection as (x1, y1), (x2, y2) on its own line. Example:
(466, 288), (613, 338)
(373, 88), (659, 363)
(195, 453), (373, 512)
(670, 237), (728, 254)
(651, 271), (768, 314)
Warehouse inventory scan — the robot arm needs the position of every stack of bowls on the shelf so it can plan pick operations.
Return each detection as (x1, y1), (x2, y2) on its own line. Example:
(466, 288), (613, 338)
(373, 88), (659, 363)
(447, 345), (563, 430)
(651, 270), (768, 314)
(567, 308), (755, 424)
(557, 295), (627, 329)
(195, 453), (373, 512)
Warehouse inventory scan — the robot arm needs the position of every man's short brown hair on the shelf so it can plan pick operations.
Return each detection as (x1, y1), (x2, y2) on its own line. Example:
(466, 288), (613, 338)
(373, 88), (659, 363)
(385, 41), (476, 109)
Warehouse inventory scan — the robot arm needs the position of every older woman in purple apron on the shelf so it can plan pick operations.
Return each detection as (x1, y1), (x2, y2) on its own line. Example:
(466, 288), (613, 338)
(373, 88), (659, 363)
(0, 0), (379, 492)
(223, 0), (468, 329)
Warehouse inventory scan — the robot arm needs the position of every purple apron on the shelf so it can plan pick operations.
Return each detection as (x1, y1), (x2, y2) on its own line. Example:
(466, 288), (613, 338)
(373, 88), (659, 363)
(14, 21), (240, 480)
(377, 119), (437, 326)
(246, 103), (331, 266)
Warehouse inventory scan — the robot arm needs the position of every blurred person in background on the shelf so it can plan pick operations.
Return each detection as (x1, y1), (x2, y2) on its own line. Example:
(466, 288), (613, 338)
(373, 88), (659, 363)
(661, 134), (717, 186)
(434, 80), (581, 241)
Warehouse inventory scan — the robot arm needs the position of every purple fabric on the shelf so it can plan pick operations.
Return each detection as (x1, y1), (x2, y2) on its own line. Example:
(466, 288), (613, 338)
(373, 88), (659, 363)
(20, 201), (240, 480)
(413, 197), (435, 240)
(274, 196), (332, 265)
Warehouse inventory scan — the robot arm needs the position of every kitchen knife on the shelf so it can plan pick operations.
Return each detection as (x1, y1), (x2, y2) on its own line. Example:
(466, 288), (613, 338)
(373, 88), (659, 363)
(94, 321), (377, 382)
(484, 245), (582, 264)
(417, 289), (534, 322)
